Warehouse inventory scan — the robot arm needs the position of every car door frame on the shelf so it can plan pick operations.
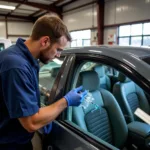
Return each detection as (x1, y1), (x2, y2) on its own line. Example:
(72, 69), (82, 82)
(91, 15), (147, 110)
(45, 52), (150, 150)
(45, 54), (117, 150)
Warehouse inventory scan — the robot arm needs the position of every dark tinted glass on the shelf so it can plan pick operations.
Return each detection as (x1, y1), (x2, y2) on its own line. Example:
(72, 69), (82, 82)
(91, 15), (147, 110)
(0, 43), (5, 51)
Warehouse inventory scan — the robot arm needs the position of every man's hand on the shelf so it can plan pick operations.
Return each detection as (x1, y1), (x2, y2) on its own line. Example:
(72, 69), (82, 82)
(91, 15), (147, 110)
(19, 86), (87, 133)
(64, 86), (87, 106)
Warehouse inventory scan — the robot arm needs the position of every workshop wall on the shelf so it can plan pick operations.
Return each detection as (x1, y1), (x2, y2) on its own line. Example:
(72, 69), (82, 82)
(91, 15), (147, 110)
(63, 0), (97, 31)
(104, 0), (150, 44)
(63, 0), (150, 45)
(0, 19), (6, 38)
(0, 16), (33, 44)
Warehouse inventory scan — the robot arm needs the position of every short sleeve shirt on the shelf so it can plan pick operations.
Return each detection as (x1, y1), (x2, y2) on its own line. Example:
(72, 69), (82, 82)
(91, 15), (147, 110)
(0, 38), (40, 144)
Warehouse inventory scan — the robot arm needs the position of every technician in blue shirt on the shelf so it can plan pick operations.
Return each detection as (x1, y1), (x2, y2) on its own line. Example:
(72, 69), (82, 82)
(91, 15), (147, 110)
(0, 15), (87, 149)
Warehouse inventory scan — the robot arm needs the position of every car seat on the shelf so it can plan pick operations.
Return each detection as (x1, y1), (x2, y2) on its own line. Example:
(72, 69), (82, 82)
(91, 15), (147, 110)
(72, 71), (128, 149)
(113, 72), (150, 123)
(93, 65), (111, 91)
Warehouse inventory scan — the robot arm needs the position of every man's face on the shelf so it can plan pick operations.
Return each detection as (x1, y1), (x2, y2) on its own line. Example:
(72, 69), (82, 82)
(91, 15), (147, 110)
(39, 36), (68, 64)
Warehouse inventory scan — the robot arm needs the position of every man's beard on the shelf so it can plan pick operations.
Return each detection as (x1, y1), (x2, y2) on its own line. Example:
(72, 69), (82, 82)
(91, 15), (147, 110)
(40, 56), (49, 64)
(39, 46), (51, 64)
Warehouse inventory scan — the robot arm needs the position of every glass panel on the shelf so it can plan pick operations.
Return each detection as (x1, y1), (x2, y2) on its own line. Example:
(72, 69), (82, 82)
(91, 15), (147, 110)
(81, 30), (91, 39)
(131, 24), (142, 36)
(71, 40), (77, 47)
(119, 37), (129, 46)
(70, 32), (78, 40)
(71, 30), (91, 40)
(64, 57), (150, 149)
(143, 36), (150, 46)
(143, 23), (150, 35)
(66, 61), (126, 149)
(70, 30), (91, 47)
(119, 25), (130, 36)
(39, 58), (64, 90)
(83, 39), (91, 46)
(39, 58), (64, 105)
(81, 62), (96, 72)
(105, 66), (113, 76)
(131, 36), (142, 46)
(0, 43), (5, 51)
(77, 39), (82, 47)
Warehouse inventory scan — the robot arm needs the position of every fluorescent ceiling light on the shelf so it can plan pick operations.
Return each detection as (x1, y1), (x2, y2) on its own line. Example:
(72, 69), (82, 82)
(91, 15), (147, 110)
(0, 5), (15, 10)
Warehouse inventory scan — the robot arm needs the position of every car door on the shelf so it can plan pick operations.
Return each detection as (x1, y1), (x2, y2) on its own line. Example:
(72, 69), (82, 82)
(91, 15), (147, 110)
(39, 51), (150, 150)
(32, 56), (67, 150)
(41, 53), (119, 150)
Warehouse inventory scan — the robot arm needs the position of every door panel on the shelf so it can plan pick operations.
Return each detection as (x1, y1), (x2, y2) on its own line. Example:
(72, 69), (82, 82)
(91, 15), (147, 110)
(46, 121), (117, 150)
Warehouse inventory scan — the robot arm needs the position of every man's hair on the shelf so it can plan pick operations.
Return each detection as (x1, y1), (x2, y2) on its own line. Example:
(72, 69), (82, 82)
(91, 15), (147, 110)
(31, 14), (71, 43)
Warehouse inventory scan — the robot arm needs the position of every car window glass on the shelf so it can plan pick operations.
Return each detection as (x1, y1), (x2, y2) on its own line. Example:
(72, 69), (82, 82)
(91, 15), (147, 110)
(64, 60), (150, 149)
(0, 43), (5, 51)
(66, 61), (119, 148)
(80, 62), (96, 72)
(39, 57), (64, 106)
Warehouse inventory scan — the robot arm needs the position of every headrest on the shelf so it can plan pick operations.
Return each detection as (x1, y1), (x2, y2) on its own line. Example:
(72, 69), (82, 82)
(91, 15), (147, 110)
(94, 65), (105, 78)
(118, 72), (131, 83)
(79, 71), (99, 92)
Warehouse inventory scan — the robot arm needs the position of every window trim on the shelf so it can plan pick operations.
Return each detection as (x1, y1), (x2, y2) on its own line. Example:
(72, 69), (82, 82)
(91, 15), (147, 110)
(50, 53), (150, 150)
(48, 53), (150, 108)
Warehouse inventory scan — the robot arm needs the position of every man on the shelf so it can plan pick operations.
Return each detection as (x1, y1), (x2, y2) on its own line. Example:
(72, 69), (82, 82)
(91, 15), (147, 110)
(0, 15), (87, 149)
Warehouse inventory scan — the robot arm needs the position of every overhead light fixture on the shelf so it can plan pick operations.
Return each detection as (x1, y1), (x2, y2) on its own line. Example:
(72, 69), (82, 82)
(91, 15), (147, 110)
(0, 5), (15, 10)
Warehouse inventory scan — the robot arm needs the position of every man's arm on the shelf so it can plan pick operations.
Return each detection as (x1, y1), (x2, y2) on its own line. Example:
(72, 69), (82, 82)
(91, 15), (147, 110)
(1, 68), (87, 133)
(19, 87), (87, 133)
(19, 98), (67, 133)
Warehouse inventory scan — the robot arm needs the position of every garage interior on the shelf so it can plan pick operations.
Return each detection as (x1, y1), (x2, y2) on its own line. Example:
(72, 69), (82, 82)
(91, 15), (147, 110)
(0, 0), (150, 150)
(0, 0), (150, 47)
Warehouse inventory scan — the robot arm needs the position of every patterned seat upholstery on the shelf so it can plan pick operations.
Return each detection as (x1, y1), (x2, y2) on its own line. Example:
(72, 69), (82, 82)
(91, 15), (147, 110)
(94, 65), (111, 91)
(72, 71), (128, 148)
(113, 72), (150, 123)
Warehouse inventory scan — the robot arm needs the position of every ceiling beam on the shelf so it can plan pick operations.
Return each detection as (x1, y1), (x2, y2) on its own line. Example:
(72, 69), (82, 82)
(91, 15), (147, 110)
(0, 0), (62, 14)
(35, 10), (48, 18)
(54, 0), (66, 5)
(29, 9), (42, 17)
(60, 0), (78, 7)
(63, 0), (97, 13)
(0, 13), (33, 21)
(29, 0), (64, 18)
(7, 3), (21, 16)
(17, 8), (36, 11)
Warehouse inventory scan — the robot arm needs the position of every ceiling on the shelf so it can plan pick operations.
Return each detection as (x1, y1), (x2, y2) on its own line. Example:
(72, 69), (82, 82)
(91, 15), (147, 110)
(0, 0), (76, 21)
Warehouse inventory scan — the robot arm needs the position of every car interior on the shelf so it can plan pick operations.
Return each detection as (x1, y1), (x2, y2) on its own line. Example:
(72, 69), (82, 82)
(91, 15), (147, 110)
(94, 65), (111, 91)
(39, 60), (150, 150)
(72, 70), (128, 149)
(67, 61), (150, 150)
(113, 72), (150, 123)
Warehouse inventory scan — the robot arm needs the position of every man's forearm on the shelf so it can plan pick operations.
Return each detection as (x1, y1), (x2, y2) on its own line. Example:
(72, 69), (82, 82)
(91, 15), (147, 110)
(34, 98), (68, 127)
(19, 98), (67, 132)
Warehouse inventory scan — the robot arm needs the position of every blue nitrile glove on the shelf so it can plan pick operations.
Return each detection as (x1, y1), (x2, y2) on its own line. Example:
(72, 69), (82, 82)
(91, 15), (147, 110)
(39, 123), (52, 134)
(64, 86), (87, 106)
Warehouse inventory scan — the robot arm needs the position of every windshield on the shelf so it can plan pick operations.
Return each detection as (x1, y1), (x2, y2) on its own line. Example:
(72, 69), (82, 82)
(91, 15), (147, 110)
(39, 58), (64, 90)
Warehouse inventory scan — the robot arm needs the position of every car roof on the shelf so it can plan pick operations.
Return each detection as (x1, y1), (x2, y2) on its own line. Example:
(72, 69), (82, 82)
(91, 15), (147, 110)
(63, 45), (150, 58)
(62, 45), (150, 81)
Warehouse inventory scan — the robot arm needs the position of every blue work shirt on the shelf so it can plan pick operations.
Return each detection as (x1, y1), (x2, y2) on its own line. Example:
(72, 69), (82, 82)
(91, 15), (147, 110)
(0, 38), (40, 144)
